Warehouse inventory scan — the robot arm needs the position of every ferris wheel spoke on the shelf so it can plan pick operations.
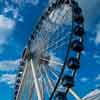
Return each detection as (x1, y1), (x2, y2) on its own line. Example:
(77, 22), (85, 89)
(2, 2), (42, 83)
(38, 78), (44, 100)
(38, 28), (50, 49)
(40, 57), (63, 67)
(38, 65), (45, 99)
(47, 33), (69, 49)
(41, 67), (51, 98)
(42, 35), (68, 52)
(29, 66), (44, 100)
(46, 22), (59, 41)
(37, 15), (68, 53)
(43, 6), (71, 48)
(40, 18), (68, 47)
(46, 65), (59, 80)
(48, 33), (67, 47)
(27, 64), (35, 100)
(29, 83), (35, 100)
(50, 41), (68, 52)
(45, 65), (67, 92)
(40, 64), (60, 98)
(43, 78), (51, 98)
(47, 14), (71, 42)
(48, 30), (66, 44)
(35, 34), (45, 51)
(38, 31), (47, 47)
(42, 65), (55, 91)
(30, 59), (43, 100)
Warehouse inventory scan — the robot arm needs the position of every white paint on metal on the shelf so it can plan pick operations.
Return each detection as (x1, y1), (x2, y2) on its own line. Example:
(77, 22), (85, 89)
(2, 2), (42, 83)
(30, 59), (43, 100)
(16, 61), (28, 100)
(69, 88), (82, 100)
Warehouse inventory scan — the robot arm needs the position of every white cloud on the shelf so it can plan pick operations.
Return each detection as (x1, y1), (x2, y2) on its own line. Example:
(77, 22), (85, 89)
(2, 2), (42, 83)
(18, 16), (24, 22)
(80, 77), (89, 82)
(0, 15), (15, 30)
(3, 6), (14, 13)
(2, 0), (39, 23)
(13, 8), (19, 19)
(96, 34), (100, 44)
(0, 46), (5, 54)
(0, 74), (16, 87)
(76, 0), (100, 30)
(3, 3), (24, 22)
(82, 50), (86, 56)
(25, 0), (39, 5)
(96, 74), (100, 81)
(11, 0), (39, 6)
(0, 15), (15, 46)
(48, 52), (63, 67)
(0, 59), (19, 72)
(95, 24), (100, 45)
(93, 54), (100, 64)
(96, 84), (100, 88)
(93, 54), (100, 59)
(0, 59), (20, 87)
(96, 60), (100, 64)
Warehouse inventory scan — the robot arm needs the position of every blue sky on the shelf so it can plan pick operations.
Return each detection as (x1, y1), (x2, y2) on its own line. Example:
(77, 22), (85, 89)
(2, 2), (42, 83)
(0, 0), (100, 100)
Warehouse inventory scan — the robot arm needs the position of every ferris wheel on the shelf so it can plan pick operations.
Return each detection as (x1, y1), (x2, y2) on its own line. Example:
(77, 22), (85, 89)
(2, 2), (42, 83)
(13, 0), (85, 100)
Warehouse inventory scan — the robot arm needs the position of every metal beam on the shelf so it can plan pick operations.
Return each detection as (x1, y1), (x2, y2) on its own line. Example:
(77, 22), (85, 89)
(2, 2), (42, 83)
(16, 62), (28, 100)
(69, 88), (82, 100)
(30, 59), (43, 100)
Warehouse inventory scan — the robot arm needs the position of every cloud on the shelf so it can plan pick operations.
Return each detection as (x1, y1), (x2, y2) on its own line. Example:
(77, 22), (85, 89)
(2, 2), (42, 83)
(93, 54), (100, 64)
(96, 74), (100, 81)
(3, 6), (24, 22)
(93, 54), (100, 59)
(25, 0), (39, 5)
(18, 16), (24, 22)
(96, 84), (100, 88)
(96, 33), (100, 45)
(82, 50), (86, 56)
(80, 77), (89, 82)
(0, 15), (15, 46)
(0, 15), (15, 30)
(76, 0), (100, 30)
(0, 46), (5, 54)
(95, 23), (100, 45)
(0, 59), (20, 87)
(3, 5), (14, 13)
(48, 52), (63, 67)
(1, 0), (40, 24)
(8, 0), (39, 6)
(0, 59), (19, 72)
(0, 74), (16, 87)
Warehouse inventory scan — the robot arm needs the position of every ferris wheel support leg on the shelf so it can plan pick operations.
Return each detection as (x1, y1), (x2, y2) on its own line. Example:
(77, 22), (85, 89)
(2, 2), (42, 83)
(69, 88), (82, 100)
(30, 59), (43, 100)
(15, 62), (28, 100)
